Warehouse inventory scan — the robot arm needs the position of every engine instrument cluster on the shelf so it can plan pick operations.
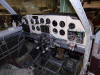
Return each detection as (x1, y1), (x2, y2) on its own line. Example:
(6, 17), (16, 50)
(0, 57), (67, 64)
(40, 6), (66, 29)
(22, 14), (86, 53)
(68, 31), (85, 44)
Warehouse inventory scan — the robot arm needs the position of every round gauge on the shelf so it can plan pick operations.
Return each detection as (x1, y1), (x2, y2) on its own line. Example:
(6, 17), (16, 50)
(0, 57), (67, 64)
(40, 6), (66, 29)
(53, 28), (58, 34)
(46, 18), (51, 24)
(31, 19), (34, 24)
(69, 23), (75, 29)
(59, 30), (65, 35)
(52, 20), (57, 27)
(32, 25), (35, 30)
(60, 21), (65, 27)
(40, 18), (44, 23)
(36, 26), (40, 31)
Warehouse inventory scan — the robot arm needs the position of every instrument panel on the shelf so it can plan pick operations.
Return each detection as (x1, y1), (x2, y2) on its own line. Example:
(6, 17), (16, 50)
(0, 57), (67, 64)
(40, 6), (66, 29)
(22, 15), (86, 46)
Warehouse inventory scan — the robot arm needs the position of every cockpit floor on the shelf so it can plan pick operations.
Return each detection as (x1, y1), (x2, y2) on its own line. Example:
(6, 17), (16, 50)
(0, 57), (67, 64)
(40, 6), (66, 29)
(0, 64), (34, 75)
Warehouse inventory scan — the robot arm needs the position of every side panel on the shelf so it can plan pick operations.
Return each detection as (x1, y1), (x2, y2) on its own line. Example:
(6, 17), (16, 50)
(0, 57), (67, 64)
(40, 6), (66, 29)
(89, 31), (100, 75)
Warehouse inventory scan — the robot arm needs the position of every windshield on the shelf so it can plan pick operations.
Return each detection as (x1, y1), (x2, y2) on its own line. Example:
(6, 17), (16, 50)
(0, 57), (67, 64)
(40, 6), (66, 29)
(5, 0), (60, 14)
(0, 0), (75, 15)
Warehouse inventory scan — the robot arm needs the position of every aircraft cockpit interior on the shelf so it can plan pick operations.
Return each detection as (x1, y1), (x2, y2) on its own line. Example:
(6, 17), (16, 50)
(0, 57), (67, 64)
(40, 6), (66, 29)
(0, 0), (100, 75)
(21, 14), (86, 75)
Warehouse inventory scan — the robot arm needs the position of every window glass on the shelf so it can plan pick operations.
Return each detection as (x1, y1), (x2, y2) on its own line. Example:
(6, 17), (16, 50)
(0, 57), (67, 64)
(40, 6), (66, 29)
(0, 15), (12, 31)
(6, 0), (60, 14)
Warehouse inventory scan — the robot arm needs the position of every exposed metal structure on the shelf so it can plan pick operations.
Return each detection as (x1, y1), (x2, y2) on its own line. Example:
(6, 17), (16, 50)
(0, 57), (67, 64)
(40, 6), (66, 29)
(0, 0), (17, 14)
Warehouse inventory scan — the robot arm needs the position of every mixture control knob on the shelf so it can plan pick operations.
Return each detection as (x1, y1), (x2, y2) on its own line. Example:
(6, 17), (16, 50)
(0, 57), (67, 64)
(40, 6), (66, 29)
(34, 40), (38, 43)
(46, 47), (49, 51)
(36, 46), (40, 49)
(42, 50), (45, 53)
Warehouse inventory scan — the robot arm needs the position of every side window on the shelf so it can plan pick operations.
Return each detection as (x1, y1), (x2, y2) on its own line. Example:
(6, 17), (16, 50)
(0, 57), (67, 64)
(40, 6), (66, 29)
(0, 15), (12, 31)
(0, 15), (21, 31)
